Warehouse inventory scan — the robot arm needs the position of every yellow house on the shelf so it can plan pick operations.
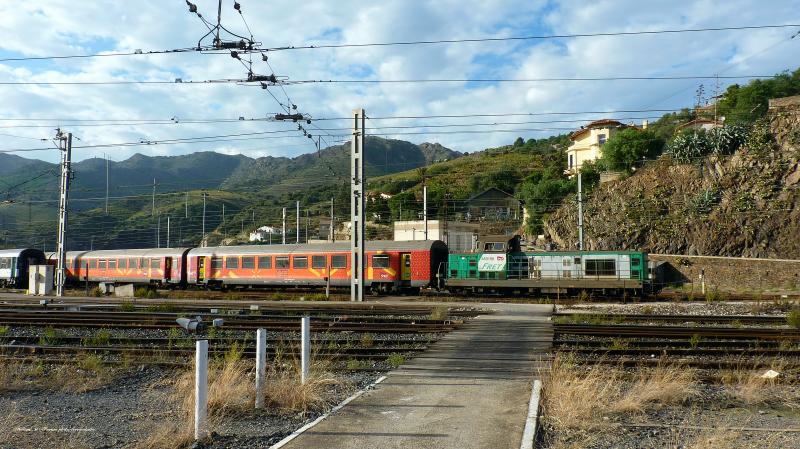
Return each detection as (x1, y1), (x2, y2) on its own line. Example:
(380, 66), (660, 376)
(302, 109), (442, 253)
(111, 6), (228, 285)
(565, 119), (628, 176)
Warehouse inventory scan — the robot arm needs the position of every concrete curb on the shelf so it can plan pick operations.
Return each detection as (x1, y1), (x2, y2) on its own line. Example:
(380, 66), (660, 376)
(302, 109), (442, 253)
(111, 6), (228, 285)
(520, 379), (543, 449)
(269, 375), (388, 449)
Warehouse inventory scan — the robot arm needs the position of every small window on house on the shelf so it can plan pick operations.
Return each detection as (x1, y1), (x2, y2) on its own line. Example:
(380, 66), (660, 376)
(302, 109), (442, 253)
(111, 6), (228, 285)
(108, 259), (117, 269)
(569, 154), (574, 169)
(99, 259), (107, 269)
(331, 255), (347, 268)
(89, 259), (97, 269)
(312, 255), (327, 269)
(293, 256), (308, 269)
(210, 257), (223, 269)
(151, 259), (161, 269)
(276, 256), (290, 269)
(598, 133), (607, 145)
(225, 257), (239, 269)
(258, 256), (272, 269)
(242, 256), (255, 269)
(372, 255), (390, 268)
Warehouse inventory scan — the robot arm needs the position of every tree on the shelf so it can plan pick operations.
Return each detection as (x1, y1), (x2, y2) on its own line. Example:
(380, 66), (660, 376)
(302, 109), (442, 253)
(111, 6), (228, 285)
(600, 128), (664, 171)
(513, 137), (525, 147)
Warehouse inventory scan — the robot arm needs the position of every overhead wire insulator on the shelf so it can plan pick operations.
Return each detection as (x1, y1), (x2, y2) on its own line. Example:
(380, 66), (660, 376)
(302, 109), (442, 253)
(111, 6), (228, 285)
(234, 1), (241, 11)
(249, 74), (277, 83)
(230, 50), (240, 59)
(186, 0), (198, 13)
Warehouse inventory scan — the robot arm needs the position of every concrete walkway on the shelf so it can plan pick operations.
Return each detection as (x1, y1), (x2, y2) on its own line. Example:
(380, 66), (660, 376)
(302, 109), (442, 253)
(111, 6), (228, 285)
(279, 303), (553, 449)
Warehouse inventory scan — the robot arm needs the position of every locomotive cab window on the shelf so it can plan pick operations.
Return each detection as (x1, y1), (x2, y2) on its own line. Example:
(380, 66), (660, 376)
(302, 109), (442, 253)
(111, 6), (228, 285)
(312, 255), (326, 269)
(586, 259), (616, 276)
(293, 256), (308, 269)
(331, 255), (347, 269)
(242, 257), (255, 269)
(225, 257), (239, 269)
(631, 258), (641, 267)
(276, 256), (290, 269)
(0, 258), (9, 269)
(258, 256), (272, 269)
(372, 255), (390, 268)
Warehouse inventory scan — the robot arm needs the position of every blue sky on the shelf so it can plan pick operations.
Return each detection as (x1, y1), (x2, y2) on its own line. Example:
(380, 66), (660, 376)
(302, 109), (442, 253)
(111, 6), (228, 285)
(0, 0), (799, 164)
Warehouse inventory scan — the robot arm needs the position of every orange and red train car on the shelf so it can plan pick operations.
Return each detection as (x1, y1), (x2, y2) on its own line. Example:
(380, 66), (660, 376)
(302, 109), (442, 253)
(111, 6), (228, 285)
(52, 241), (447, 293)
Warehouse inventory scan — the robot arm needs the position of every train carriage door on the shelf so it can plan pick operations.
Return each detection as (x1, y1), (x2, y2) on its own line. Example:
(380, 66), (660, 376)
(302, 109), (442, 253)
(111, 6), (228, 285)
(400, 253), (411, 281)
(164, 257), (172, 281)
(198, 257), (206, 282)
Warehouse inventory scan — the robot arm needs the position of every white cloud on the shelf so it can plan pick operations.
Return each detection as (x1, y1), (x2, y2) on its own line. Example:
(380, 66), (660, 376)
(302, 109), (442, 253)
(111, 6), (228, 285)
(0, 0), (798, 163)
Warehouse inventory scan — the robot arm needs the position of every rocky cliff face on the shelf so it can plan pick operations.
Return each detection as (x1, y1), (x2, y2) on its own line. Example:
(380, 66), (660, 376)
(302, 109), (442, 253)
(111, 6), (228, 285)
(544, 107), (800, 258)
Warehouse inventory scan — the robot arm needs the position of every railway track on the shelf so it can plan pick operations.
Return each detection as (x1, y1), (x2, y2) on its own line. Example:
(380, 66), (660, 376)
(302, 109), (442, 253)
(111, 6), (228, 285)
(554, 324), (800, 339)
(0, 310), (460, 333)
(554, 312), (790, 325)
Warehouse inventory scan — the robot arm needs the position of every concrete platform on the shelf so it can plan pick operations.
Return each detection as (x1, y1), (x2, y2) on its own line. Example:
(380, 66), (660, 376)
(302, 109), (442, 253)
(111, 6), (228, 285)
(278, 303), (553, 449)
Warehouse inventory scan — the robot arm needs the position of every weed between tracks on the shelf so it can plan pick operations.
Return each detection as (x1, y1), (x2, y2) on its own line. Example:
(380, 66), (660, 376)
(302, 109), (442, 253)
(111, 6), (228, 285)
(541, 354), (800, 449)
(0, 354), (116, 393)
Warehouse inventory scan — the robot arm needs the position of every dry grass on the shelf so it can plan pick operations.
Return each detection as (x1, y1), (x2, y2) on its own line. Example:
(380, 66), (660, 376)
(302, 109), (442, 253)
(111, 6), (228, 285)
(0, 355), (116, 393)
(264, 359), (346, 414)
(720, 361), (800, 407)
(136, 420), (196, 449)
(542, 356), (697, 436)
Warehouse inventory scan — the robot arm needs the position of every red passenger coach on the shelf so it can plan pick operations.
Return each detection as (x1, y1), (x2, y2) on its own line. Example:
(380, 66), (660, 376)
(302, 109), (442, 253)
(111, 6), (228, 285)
(187, 240), (447, 293)
(55, 248), (191, 286)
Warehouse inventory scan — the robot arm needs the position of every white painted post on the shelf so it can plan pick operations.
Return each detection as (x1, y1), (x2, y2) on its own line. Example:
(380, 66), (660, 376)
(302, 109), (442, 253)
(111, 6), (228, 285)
(195, 340), (208, 440)
(255, 329), (266, 409)
(301, 316), (311, 384)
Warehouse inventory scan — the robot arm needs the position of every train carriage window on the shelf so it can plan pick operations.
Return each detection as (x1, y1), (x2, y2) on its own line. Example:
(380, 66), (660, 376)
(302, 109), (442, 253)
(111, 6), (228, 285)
(585, 259), (616, 276)
(468, 259), (477, 267)
(372, 255), (390, 268)
(210, 257), (223, 269)
(562, 259), (571, 267)
(99, 260), (107, 269)
(128, 259), (136, 269)
(150, 259), (161, 269)
(631, 258), (641, 267)
(89, 259), (97, 269)
(225, 257), (239, 269)
(331, 255), (346, 269)
(276, 256), (290, 269)
(242, 256), (255, 269)
(80, 259), (88, 269)
(119, 259), (127, 269)
(574, 257), (581, 265)
(312, 255), (327, 269)
(257, 256), (272, 269)
(0, 258), (8, 269)
(108, 259), (117, 269)
(293, 256), (308, 269)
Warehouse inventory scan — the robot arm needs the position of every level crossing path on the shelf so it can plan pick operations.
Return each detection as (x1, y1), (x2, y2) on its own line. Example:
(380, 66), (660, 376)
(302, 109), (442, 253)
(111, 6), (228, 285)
(277, 302), (553, 449)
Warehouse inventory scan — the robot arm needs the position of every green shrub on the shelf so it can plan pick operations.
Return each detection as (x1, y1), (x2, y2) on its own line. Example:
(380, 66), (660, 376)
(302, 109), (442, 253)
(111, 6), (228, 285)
(387, 354), (406, 368)
(689, 334), (702, 349)
(90, 286), (103, 297)
(82, 329), (112, 347)
(119, 302), (136, 312)
(360, 333), (374, 348)
(134, 287), (150, 298)
(39, 326), (65, 345)
(430, 306), (449, 321)
(787, 309), (800, 329)
(0, 325), (9, 336)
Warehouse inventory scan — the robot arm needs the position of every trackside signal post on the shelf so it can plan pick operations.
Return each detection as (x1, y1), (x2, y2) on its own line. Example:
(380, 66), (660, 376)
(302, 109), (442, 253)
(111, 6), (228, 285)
(351, 109), (366, 302)
(55, 130), (72, 297)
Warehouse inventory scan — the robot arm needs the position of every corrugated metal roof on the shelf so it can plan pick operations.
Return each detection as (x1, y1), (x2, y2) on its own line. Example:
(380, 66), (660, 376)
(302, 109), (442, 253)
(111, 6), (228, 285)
(188, 240), (446, 257)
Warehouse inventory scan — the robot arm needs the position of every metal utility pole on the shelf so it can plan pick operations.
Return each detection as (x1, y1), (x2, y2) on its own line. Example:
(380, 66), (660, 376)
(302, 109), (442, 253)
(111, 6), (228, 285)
(577, 172), (584, 250)
(55, 130), (72, 297)
(305, 209), (309, 243)
(423, 184), (428, 240)
(201, 192), (207, 247)
(167, 216), (170, 248)
(351, 109), (366, 302)
(296, 201), (300, 244)
(330, 197), (335, 242)
(222, 203), (226, 242)
(157, 215), (161, 248)
(151, 178), (156, 216)
(252, 210), (255, 224)
(282, 207), (286, 244)
(105, 153), (109, 214)
(185, 191), (189, 218)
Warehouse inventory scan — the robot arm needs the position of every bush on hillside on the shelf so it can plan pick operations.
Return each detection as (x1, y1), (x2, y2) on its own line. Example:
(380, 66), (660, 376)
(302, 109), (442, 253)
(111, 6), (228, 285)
(600, 128), (664, 171)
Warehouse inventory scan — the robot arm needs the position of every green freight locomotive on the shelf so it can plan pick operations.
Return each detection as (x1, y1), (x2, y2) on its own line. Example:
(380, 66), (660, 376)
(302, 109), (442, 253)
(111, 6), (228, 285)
(446, 236), (653, 296)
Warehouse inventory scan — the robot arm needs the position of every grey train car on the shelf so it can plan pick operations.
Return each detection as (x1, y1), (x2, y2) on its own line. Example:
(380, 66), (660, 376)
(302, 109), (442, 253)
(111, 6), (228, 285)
(0, 248), (46, 289)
